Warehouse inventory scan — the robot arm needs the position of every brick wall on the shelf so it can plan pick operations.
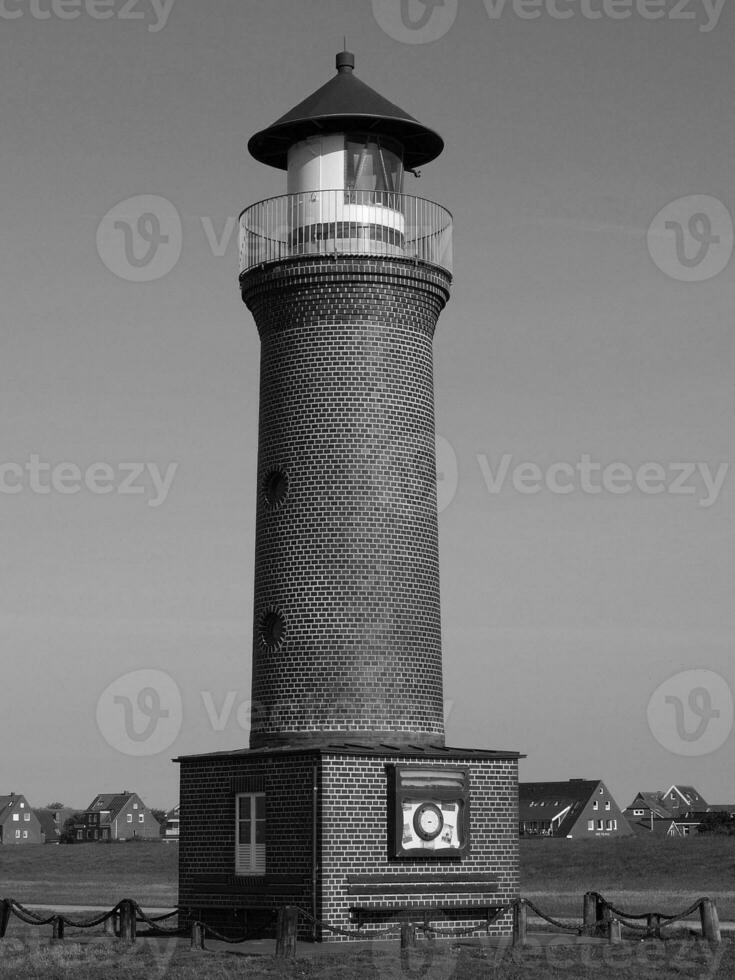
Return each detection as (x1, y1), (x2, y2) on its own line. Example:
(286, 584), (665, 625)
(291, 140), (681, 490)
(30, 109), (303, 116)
(178, 748), (519, 941)
(240, 257), (452, 748)
(320, 753), (519, 941)
(178, 751), (318, 937)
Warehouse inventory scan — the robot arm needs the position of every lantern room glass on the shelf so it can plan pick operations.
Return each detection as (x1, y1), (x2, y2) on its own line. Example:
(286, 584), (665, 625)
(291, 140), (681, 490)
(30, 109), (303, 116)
(345, 135), (404, 202)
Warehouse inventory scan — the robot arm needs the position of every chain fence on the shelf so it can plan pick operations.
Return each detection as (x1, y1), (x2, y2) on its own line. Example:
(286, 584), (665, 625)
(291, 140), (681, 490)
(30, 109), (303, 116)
(0, 891), (722, 952)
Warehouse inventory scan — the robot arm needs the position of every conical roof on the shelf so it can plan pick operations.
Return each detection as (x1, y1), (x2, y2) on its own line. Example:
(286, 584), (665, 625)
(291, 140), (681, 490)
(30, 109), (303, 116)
(248, 51), (444, 171)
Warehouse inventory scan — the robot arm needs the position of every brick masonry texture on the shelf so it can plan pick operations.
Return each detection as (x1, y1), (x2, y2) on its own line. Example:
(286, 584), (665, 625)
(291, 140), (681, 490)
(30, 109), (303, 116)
(177, 748), (519, 942)
(320, 752), (520, 942)
(178, 752), (317, 938)
(240, 257), (452, 748)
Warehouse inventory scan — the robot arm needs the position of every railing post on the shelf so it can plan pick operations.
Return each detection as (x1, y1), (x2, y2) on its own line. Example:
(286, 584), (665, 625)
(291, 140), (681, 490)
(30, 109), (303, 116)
(582, 892), (598, 935)
(512, 899), (527, 947)
(596, 894), (607, 933)
(646, 913), (661, 939)
(119, 900), (136, 943)
(275, 906), (298, 958)
(51, 916), (65, 942)
(607, 917), (622, 944)
(400, 921), (417, 949)
(190, 921), (206, 950)
(700, 899), (721, 943)
(0, 900), (12, 939)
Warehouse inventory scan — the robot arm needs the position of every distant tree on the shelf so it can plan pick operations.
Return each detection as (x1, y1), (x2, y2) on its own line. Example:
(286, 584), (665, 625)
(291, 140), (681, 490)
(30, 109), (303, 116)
(151, 809), (167, 826)
(59, 813), (84, 844)
(697, 812), (735, 835)
(46, 802), (65, 810)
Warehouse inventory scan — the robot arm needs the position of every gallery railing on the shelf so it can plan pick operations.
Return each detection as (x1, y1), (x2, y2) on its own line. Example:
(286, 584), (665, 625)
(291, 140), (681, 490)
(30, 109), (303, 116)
(239, 190), (453, 276)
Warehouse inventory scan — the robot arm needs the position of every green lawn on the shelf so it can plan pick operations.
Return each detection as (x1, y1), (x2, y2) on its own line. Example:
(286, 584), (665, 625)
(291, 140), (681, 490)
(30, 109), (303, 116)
(1, 836), (734, 978)
(0, 937), (732, 979)
(0, 843), (178, 907)
(520, 835), (735, 921)
(1, 835), (733, 919)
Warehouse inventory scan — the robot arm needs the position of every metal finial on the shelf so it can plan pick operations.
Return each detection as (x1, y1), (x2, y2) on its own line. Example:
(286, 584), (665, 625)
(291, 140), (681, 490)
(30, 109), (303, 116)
(336, 48), (355, 73)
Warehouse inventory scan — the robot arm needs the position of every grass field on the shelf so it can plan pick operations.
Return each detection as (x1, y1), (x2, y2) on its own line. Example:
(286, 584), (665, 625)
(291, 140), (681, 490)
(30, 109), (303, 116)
(0, 842), (177, 906)
(2, 834), (733, 918)
(521, 834), (735, 921)
(0, 936), (732, 979)
(1, 835), (734, 977)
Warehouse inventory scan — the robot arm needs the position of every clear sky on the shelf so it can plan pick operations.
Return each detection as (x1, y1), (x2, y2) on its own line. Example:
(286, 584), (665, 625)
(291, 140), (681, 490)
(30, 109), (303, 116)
(1, 0), (733, 814)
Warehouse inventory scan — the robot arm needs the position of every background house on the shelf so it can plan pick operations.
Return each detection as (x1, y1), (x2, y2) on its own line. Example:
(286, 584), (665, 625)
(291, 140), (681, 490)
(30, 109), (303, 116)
(623, 785), (734, 836)
(80, 792), (159, 841)
(33, 806), (77, 844)
(519, 779), (633, 838)
(662, 785), (708, 813)
(0, 793), (43, 845)
(160, 805), (179, 842)
(623, 791), (674, 834)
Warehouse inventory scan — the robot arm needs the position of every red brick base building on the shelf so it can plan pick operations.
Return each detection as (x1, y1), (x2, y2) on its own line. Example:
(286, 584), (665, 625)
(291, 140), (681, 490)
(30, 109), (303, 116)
(178, 745), (519, 940)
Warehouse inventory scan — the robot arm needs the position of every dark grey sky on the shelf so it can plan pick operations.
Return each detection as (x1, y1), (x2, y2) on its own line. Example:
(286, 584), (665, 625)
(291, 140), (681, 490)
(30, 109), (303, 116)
(1, 0), (733, 811)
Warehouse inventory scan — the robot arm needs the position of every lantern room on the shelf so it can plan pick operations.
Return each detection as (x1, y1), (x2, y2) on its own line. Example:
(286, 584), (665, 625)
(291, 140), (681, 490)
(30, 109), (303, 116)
(241, 50), (452, 270)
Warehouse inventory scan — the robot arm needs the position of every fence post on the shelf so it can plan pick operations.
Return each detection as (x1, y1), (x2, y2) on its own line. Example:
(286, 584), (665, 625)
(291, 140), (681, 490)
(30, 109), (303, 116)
(607, 917), (622, 944)
(190, 921), (206, 950)
(119, 900), (137, 943)
(582, 892), (599, 936)
(51, 916), (65, 942)
(646, 913), (661, 939)
(275, 906), (298, 958)
(0, 900), (11, 939)
(700, 899), (721, 943)
(400, 921), (417, 949)
(512, 900), (527, 947)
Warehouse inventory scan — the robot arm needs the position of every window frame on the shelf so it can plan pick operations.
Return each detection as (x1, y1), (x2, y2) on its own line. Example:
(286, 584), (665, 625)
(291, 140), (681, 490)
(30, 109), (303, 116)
(235, 792), (266, 876)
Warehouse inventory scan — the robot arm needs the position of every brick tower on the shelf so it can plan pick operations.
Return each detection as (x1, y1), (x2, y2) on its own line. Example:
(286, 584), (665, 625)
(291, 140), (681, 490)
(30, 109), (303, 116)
(177, 52), (520, 942)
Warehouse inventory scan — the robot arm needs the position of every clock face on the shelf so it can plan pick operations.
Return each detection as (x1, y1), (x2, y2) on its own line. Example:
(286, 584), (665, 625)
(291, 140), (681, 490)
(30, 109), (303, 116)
(413, 802), (444, 841)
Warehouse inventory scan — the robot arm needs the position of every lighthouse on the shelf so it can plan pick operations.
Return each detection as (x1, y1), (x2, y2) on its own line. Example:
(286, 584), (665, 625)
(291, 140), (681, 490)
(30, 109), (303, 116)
(177, 51), (520, 942)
